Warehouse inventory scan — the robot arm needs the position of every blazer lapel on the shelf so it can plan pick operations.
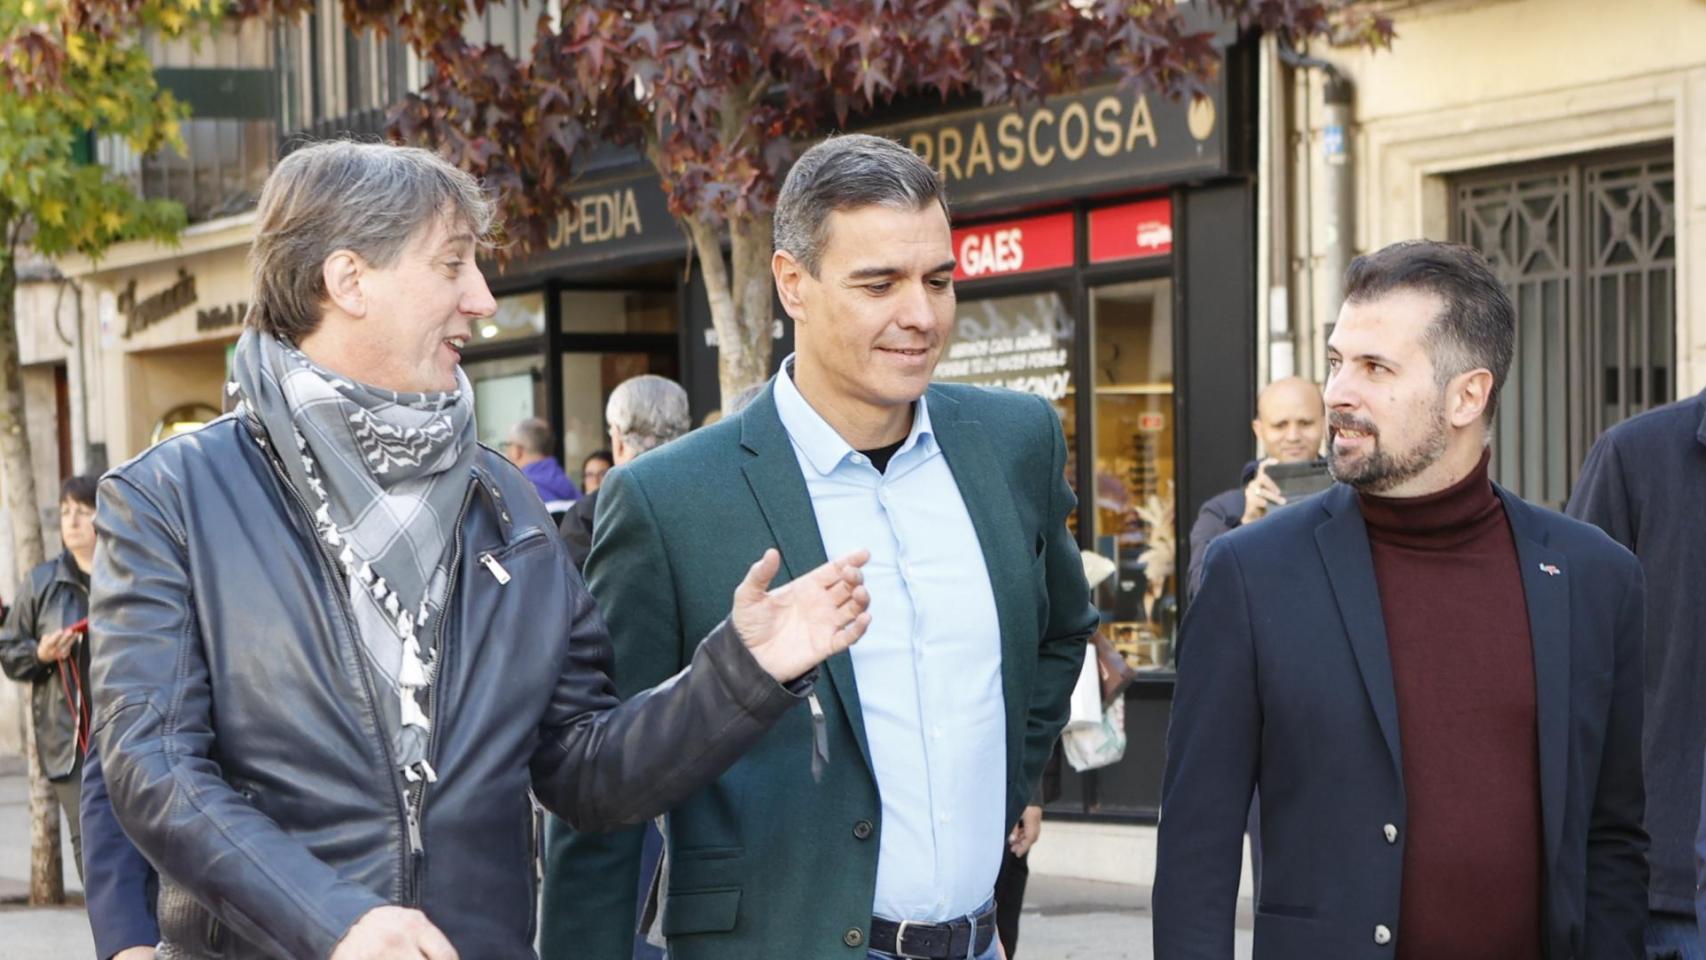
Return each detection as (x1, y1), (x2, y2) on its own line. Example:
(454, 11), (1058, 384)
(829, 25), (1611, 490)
(737, 387), (874, 776)
(927, 388), (1035, 743)
(1313, 485), (1405, 786)
(1499, 487), (1570, 870)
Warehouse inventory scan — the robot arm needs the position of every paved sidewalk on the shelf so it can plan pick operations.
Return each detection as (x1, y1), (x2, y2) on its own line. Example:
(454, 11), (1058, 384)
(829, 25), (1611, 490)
(0, 762), (1249, 959)
(0, 757), (93, 959)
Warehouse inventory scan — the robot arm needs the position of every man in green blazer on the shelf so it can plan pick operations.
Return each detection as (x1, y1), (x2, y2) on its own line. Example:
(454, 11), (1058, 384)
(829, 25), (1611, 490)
(542, 133), (1096, 960)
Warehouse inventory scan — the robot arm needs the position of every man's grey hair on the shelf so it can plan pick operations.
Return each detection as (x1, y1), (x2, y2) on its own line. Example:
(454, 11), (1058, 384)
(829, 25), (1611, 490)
(508, 418), (554, 456)
(606, 375), (690, 456)
(247, 140), (496, 342)
(774, 133), (949, 277)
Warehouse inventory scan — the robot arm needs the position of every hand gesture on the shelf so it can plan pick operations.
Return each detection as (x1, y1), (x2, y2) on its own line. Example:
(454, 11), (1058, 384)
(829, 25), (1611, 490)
(1240, 458), (1285, 525)
(35, 628), (77, 664)
(330, 906), (457, 960)
(731, 549), (871, 683)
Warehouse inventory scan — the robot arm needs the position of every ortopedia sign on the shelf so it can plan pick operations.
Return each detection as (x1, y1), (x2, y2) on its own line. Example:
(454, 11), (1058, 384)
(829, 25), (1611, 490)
(1089, 198), (1173, 263)
(952, 211), (1075, 283)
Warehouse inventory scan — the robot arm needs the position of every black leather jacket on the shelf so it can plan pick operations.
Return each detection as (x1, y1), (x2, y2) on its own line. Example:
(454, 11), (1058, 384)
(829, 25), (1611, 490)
(90, 413), (808, 960)
(0, 550), (90, 780)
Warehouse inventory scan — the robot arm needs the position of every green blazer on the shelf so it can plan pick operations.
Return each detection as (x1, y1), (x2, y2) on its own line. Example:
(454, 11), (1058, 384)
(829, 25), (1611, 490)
(541, 381), (1096, 960)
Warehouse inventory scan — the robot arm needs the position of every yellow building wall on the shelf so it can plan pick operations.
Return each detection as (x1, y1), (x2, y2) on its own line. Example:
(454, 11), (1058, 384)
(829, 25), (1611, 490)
(1312, 0), (1706, 392)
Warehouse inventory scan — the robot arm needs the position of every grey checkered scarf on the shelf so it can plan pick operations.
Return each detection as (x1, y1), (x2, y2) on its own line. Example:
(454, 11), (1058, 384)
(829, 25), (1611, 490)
(231, 330), (476, 781)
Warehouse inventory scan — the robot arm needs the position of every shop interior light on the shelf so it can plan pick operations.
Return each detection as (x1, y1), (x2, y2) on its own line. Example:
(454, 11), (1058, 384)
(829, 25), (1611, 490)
(481, 324), (500, 339)
(149, 402), (222, 446)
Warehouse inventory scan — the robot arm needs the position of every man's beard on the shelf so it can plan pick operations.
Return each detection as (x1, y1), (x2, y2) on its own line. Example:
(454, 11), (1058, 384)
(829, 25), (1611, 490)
(1327, 395), (1450, 494)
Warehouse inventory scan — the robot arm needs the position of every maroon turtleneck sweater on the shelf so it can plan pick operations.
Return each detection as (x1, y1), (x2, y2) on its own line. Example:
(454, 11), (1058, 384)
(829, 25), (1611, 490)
(1358, 451), (1543, 960)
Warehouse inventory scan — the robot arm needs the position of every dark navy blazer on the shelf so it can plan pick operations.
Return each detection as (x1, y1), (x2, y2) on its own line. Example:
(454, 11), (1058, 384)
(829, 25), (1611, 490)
(1154, 482), (1648, 960)
(81, 744), (159, 959)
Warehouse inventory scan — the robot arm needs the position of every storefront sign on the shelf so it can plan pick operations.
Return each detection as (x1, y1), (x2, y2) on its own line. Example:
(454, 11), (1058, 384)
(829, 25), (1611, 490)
(118, 268), (198, 338)
(499, 171), (689, 281)
(952, 212), (1075, 282)
(1089, 198), (1173, 262)
(875, 81), (1226, 210)
(196, 301), (248, 333)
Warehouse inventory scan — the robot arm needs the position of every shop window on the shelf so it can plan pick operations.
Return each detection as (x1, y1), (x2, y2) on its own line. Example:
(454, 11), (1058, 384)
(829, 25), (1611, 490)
(465, 354), (545, 450)
(476, 291), (547, 346)
(1087, 279), (1176, 672)
(934, 288), (1078, 511)
(559, 289), (679, 335)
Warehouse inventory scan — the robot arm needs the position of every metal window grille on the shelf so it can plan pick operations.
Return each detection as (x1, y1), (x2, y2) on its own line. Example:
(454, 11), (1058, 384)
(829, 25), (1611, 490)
(1452, 149), (1675, 508)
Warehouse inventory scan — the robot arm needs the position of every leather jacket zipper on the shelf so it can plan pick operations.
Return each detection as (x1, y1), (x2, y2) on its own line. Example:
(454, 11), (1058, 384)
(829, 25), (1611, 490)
(247, 426), (415, 898)
(405, 479), (476, 903)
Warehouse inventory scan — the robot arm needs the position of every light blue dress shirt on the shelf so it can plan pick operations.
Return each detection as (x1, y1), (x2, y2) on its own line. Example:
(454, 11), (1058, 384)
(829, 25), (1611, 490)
(772, 361), (1006, 923)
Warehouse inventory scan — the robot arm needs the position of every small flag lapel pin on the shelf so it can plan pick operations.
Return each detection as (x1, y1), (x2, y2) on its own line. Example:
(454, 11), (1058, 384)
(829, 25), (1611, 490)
(1539, 563), (1561, 577)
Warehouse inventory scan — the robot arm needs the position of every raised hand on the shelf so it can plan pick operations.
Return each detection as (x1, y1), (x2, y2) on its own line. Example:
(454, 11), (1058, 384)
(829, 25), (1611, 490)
(730, 548), (871, 683)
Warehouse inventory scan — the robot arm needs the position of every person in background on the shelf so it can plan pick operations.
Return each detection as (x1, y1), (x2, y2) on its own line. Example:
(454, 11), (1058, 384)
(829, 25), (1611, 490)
(1, 476), (100, 881)
(505, 416), (580, 518)
(558, 378), (690, 593)
(1186, 377), (1325, 600)
(581, 448), (614, 496)
(1567, 382), (1706, 960)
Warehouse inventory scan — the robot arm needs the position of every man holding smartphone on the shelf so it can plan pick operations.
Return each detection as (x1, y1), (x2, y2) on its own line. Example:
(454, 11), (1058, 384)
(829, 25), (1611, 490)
(1186, 377), (1326, 600)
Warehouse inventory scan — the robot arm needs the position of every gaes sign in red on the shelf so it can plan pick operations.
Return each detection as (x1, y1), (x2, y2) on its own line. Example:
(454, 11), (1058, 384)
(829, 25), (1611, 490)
(952, 211), (1076, 283)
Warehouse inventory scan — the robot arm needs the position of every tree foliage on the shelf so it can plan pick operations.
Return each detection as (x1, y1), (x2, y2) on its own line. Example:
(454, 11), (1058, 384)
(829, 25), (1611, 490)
(334, 0), (1393, 402)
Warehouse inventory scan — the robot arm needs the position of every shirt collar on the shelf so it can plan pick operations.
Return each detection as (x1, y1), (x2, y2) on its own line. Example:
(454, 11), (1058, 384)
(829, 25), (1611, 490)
(771, 354), (935, 478)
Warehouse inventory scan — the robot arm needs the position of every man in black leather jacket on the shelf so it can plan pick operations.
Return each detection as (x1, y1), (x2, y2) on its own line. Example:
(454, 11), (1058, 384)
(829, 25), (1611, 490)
(88, 140), (871, 960)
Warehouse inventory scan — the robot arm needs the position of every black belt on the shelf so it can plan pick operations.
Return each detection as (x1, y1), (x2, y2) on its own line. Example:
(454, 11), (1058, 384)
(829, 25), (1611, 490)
(868, 904), (998, 959)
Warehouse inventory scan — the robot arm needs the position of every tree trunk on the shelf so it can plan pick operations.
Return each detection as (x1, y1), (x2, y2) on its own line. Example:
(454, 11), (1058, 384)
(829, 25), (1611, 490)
(686, 212), (778, 412)
(0, 242), (62, 905)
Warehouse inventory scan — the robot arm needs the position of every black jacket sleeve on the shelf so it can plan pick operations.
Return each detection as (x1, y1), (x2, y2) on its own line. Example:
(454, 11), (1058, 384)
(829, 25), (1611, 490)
(0, 568), (51, 684)
(527, 556), (811, 833)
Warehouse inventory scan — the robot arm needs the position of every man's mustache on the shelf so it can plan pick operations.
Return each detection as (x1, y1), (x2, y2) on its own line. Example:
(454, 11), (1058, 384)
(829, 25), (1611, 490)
(1329, 414), (1379, 437)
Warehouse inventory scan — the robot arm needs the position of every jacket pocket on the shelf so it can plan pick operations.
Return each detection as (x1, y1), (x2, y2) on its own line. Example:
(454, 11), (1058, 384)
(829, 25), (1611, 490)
(1256, 900), (1317, 920)
(661, 887), (741, 937)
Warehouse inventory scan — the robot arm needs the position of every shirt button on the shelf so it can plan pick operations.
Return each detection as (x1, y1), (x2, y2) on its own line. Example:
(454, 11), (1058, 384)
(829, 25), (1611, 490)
(850, 454), (865, 464)
(843, 928), (864, 947)
(1383, 823), (1399, 844)
(1374, 924), (1392, 945)
(939, 813), (951, 824)
(932, 726), (943, 740)
(852, 820), (874, 840)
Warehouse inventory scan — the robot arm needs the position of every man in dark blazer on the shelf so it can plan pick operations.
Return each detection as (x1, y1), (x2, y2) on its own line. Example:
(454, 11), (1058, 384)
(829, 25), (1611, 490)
(544, 133), (1096, 959)
(1155, 240), (1648, 959)
(1567, 384), (1706, 959)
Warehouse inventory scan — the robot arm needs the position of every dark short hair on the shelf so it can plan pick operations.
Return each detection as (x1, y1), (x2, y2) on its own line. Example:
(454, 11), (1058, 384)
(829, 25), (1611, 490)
(774, 133), (949, 276)
(60, 475), (98, 509)
(582, 449), (613, 470)
(1343, 240), (1515, 421)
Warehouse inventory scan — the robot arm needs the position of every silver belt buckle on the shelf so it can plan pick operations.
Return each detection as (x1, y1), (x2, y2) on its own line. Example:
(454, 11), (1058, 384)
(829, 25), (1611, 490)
(894, 919), (924, 959)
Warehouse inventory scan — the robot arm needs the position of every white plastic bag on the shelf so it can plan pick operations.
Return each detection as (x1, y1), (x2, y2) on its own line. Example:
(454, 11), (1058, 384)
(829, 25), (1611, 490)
(1062, 650), (1127, 771)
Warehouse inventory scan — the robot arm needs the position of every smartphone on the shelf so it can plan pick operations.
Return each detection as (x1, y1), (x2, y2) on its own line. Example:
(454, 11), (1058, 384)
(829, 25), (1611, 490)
(1266, 458), (1334, 507)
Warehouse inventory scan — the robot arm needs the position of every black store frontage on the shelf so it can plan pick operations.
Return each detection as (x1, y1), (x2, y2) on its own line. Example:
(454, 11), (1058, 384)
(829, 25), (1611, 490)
(471, 53), (1257, 822)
